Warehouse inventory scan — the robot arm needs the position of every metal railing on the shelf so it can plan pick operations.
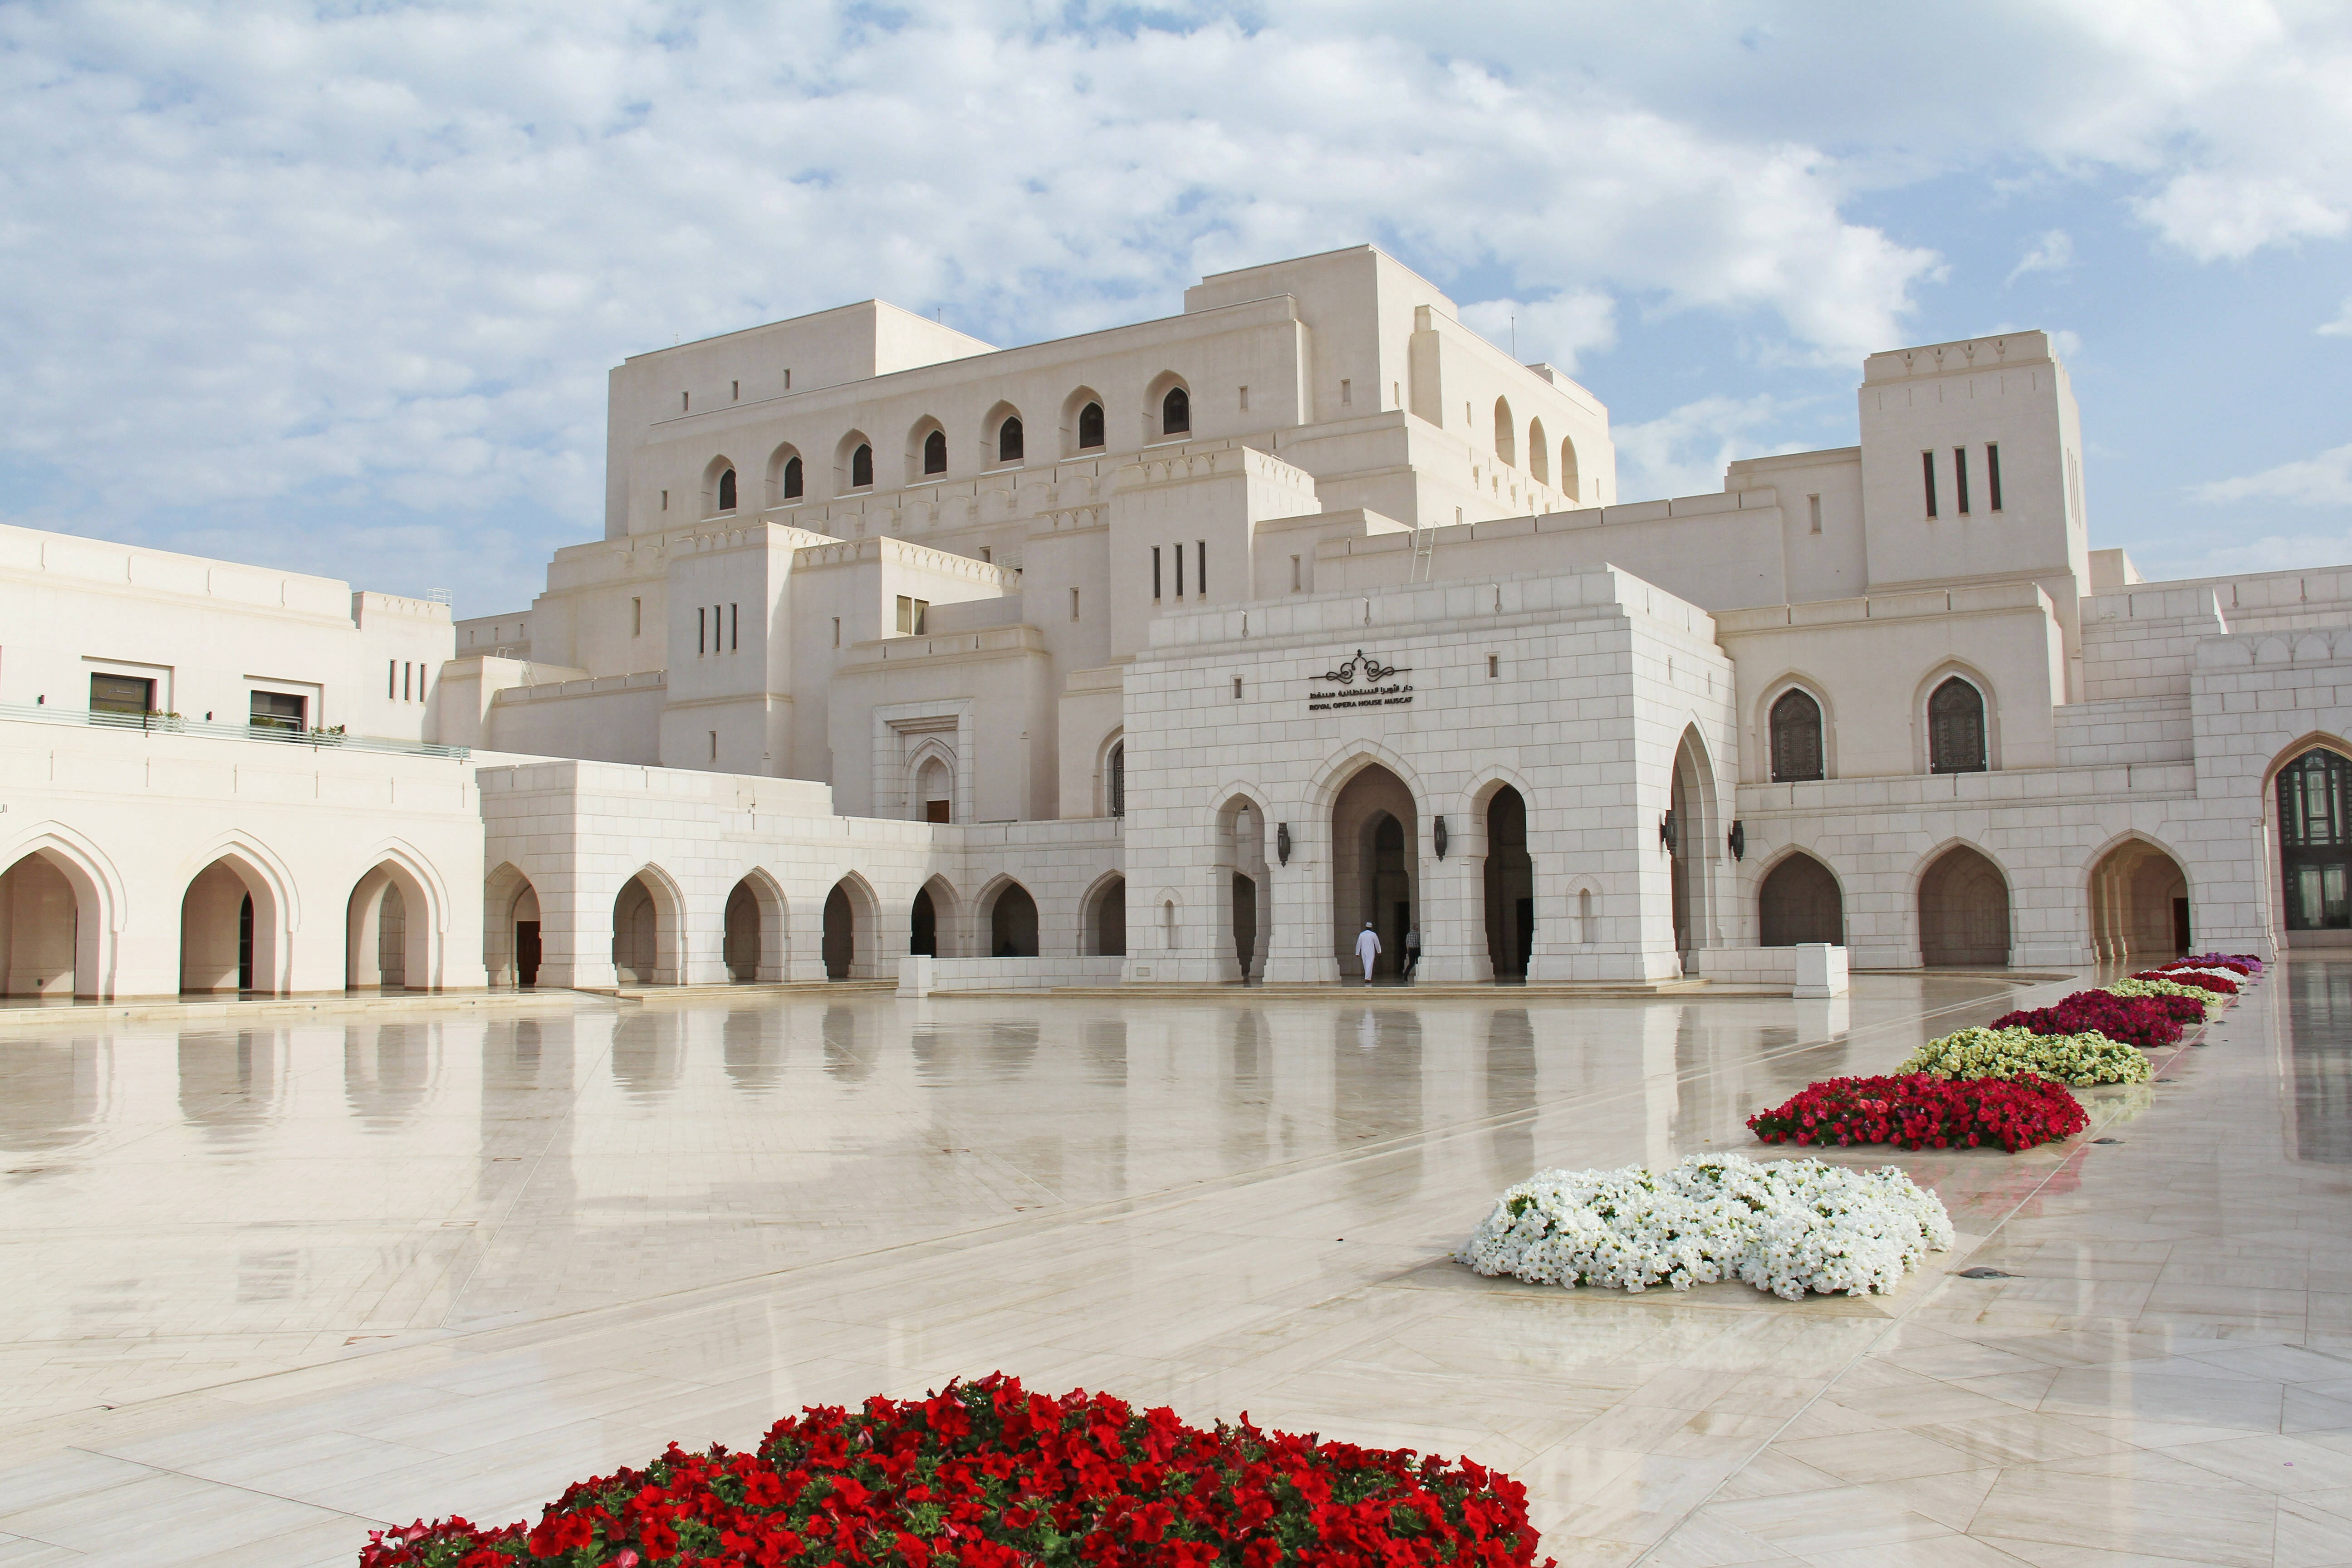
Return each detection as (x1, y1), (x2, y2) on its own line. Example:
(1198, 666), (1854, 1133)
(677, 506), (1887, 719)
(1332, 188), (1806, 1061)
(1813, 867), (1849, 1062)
(0, 703), (470, 759)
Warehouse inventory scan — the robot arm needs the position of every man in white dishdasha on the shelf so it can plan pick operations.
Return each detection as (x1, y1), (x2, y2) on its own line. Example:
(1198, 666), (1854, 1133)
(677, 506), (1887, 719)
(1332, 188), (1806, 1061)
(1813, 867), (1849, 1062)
(1355, 921), (1381, 983)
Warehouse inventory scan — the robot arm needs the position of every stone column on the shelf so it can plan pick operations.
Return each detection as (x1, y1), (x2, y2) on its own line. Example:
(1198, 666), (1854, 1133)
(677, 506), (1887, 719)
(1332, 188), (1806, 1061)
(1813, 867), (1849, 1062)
(1417, 808), (1492, 983)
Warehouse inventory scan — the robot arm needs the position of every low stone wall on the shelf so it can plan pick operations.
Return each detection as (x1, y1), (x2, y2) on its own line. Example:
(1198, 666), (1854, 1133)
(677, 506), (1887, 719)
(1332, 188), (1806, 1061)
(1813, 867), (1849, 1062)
(898, 956), (1127, 995)
(1690, 943), (1848, 996)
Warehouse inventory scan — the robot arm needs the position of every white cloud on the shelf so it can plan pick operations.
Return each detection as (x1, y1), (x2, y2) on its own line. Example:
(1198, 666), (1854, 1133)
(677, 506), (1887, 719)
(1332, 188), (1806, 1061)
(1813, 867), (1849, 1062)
(0, 2), (1943, 608)
(2322, 299), (2352, 337)
(2191, 444), (2352, 508)
(1610, 394), (1807, 502)
(1459, 293), (1617, 374)
(2007, 229), (2074, 285)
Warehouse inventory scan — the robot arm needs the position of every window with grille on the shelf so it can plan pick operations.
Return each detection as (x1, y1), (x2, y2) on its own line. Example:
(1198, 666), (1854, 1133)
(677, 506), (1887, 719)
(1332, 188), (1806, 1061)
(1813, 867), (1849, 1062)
(1927, 677), (1986, 774)
(1769, 689), (1825, 782)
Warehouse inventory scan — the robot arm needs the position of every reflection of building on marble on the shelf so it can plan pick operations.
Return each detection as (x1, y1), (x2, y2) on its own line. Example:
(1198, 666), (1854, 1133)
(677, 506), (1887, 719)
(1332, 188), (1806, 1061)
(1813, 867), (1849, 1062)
(3, 244), (2348, 995)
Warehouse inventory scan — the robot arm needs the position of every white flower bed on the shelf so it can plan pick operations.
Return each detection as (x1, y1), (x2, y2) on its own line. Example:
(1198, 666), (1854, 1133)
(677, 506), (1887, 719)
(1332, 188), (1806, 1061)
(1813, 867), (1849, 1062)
(1458, 1153), (1954, 1301)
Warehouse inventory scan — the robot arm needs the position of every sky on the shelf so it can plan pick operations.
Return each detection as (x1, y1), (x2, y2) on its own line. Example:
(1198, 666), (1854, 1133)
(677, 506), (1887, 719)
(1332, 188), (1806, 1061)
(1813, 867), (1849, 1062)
(3, 1), (2351, 616)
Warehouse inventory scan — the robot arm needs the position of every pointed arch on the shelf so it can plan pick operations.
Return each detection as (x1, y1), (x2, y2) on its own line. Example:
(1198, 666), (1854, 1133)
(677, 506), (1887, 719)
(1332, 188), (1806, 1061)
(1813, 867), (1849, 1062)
(345, 843), (446, 991)
(1527, 417), (1549, 484)
(835, 430), (875, 494)
(176, 833), (299, 996)
(1080, 869), (1127, 957)
(985, 401), (1026, 466)
(911, 872), (961, 958)
(1214, 793), (1272, 983)
(1147, 372), (1191, 440)
(906, 416), (948, 482)
(1916, 662), (1997, 774)
(1916, 840), (2012, 967)
(1560, 435), (1581, 502)
(823, 872), (882, 979)
(702, 454), (738, 517)
(1492, 397), (1516, 467)
(1758, 848), (1845, 947)
(2082, 831), (2190, 961)
(767, 442), (805, 505)
(0, 824), (124, 999)
(484, 860), (541, 988)
(725, 866), (789, 982)
(1062, 385), (1107, 455)
(612, 862), (687, 986)
(973, 873), (1040, 958)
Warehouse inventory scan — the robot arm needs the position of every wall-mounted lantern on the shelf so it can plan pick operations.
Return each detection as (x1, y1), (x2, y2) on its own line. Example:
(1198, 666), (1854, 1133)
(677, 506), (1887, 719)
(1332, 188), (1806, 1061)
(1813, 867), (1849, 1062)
(1728, 820), (1746, 861)
(1276, 822), (1292, 865)
(1433, 816), (1449, 859)
(1660, 809), (1677, 853)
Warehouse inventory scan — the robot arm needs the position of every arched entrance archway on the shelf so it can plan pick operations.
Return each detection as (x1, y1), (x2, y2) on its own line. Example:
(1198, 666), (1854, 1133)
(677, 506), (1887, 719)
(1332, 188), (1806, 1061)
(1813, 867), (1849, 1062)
(723, 875), (785, 982)
(181, 856), (281, 995)
(1332, 764), (1417, 979)
(1666, 729), (1719, 962)
(1759, 853), (1843, 946)
(1919, 845), (2010, 966)
(484, 863), (539, 988)
(611, 871), (680, 985)
(1089, 876), (1127, 956)
(2088, 840), (2189, 961)
(911, 887), (938, 956)
(822, 878), (877, 979)
(0, 853), (80, 998)
(347, 861), (433, 991)
(1483, 785), (1533, 980)
(2279, 747), (2352, 935)
(988, 882), (1039, 957)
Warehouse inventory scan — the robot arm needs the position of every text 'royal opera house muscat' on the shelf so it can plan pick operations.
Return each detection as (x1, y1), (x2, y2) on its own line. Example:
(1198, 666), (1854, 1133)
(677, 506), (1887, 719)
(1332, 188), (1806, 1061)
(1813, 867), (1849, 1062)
(2, 244), (2344, 1003)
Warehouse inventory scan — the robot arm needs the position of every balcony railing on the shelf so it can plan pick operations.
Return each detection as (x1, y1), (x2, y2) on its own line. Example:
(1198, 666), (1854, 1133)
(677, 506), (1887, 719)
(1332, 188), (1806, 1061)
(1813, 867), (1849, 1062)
(0, 703), (470, 760)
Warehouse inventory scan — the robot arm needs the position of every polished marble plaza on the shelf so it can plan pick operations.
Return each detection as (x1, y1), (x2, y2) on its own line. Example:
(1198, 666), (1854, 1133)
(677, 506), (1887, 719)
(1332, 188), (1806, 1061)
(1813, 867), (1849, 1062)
(0, 967), (2343, 1567)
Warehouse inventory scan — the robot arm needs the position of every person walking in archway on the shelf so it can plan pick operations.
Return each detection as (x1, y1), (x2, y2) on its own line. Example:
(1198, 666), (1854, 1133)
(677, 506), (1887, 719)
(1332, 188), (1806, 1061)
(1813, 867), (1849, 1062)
(1355, 921), (1382, 984)
(1402, 925), (1421, 982)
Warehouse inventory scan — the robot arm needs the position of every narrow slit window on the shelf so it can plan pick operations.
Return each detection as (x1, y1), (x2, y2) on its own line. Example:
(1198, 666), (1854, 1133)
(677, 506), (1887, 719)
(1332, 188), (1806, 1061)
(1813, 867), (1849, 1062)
(730, 602), (739, 650)
(831, 617), (840, 648)
(661, 490), (668, 511)
(1808, 494), (1823, 534)
(682, 391), (689, 412)
(387, 660), (396, 699)
(632, 597), (642, 636)
(1152, 546), (1161, 600)
(731, 380), (739, 401)
(403, 662), (412, 701)
(1232, 676), (1243, 699)
(698, 607), (706, 656)
(1341, 378), (1352, 407)
(709, 730), (718, 761)
(1487, 654), (1499, 678)
(1239, 385), (1250, 411)
(1987, 443), (2003, 512)
(1070, 587), (1080, 620)
(1174, 543), (1184, 598)
(1196, 540), (1206, 595)
(1955, 447), (1971, 514)
(1290, 555), (1301, 592)
(784, 368), (792, 390)
(1921, 451), (1938, 518)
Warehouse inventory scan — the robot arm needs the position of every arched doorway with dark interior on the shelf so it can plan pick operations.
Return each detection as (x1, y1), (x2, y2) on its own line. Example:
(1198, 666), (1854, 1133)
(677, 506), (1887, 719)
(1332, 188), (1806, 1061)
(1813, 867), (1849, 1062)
(821, 879), (872, 980)
(2088, 839), (2189, 962)
(1089, 875), (1127, 956)
(2278, 746), (2352, 939)
(724, 875), (783, 982)
(1759, 853), (1844, 946)
(610, 871), (680, 985)
(1217, 797), (1270, 983)
(1666, 728), (1719, 964)
(181, 855), (279, 995)
(988, 881), (1039, 958)
(1483, 784), (1534, 980)
(1918, 844), (2011, 966)
(1330, 763), (1418, 980)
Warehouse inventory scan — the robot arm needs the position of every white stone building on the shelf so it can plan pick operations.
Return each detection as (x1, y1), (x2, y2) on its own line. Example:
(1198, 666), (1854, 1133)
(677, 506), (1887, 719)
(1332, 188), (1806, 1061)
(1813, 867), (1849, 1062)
(2, 245), (2344, 998)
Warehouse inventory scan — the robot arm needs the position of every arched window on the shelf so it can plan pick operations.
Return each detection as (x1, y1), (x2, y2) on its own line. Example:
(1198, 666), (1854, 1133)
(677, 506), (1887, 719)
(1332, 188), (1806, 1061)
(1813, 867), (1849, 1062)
(1529, 417), (1549, 483)
(1769, 689), (1825, 782)
(1162, 387), (1190, 436)
(1107, 741), (1125, 818)
(1928, 677), (1987, 774)
(923, 430), (947, 475)
(2280, 748), (2352, 930)
(1078, 402), (1104, 450)
(1493, 397), (1515, 467)
(716, 467), (736, 511)
(1560, 437), (1581, 502)
(851, 444), (873, 489)
(998, 416), (1024, 464)
(782, 456), (804, 499)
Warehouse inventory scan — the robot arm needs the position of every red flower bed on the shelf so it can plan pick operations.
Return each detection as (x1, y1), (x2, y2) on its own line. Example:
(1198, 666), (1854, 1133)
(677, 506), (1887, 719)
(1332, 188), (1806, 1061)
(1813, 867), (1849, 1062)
(2133, 968), (2237, 995)
(1992, 991), (2183, 1050)
(358, 1374), (1554, 1568)
(1748, 1072), (2086, 1153)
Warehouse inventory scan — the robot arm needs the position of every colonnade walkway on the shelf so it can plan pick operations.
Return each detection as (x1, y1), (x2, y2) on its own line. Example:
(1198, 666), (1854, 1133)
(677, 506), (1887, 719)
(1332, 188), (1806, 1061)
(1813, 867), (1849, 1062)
(0, 967), (2338, 1564)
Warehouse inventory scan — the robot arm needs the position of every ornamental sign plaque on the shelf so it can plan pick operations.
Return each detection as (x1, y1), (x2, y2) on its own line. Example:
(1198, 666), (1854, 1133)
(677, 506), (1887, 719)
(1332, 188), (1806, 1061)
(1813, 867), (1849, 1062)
(1308, 648), (1415, 712)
